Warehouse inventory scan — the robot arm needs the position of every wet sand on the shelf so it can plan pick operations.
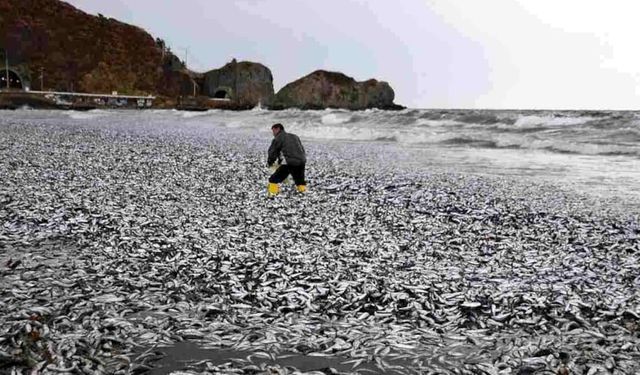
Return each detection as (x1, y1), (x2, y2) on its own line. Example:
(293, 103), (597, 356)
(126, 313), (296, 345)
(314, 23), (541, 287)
(147, 341), (413, 374)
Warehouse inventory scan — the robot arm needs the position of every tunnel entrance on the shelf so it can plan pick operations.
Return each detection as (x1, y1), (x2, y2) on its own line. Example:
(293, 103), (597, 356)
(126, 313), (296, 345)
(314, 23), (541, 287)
(213, 89), (230, 99)
(0, 69), (24, 89)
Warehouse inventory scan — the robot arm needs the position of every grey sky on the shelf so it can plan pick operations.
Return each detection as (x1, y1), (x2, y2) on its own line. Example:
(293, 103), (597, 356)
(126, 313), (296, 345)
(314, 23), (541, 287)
(64, 0), (639, 110)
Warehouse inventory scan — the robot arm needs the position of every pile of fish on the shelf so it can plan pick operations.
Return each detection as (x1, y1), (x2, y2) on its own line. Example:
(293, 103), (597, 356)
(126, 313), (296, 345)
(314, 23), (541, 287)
(1, 113), (639, 374)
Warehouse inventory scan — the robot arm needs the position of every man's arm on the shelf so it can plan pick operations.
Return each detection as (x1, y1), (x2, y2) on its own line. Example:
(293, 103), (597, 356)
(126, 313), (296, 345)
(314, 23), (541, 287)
(267, 137), (282, 166)
(297, 135), (306, 155)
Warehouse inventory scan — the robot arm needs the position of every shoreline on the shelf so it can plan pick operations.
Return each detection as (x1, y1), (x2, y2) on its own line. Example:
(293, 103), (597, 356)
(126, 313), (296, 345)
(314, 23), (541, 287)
(0, 91), (406, 112)
(1, 114), (639, 374)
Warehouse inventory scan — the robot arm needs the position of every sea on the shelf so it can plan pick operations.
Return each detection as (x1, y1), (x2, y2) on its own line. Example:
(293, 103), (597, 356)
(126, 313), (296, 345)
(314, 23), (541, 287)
(3, 107), (640, 208)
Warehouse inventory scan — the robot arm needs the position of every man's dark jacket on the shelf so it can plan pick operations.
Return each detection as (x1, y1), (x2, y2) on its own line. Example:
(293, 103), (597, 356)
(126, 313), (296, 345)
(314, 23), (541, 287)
(268, 131), (306, 167)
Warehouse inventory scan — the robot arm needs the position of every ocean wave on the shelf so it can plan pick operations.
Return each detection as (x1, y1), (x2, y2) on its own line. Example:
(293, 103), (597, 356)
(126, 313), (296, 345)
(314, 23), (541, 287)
(295, 125), (390, 142)
(321, 113), (353, 125)
(291, 121), (639, 157)
(414, 119), (462, 127)
(488, 137), (640, 157)
(418, 111), (450, 121)
(190, 109), (640, 159)
(612, 128), (640, 141)
(440, 137), (500, 148)
(514, 115), (593, 128)
(179, 110), (218, 118)
(65, 109), (111, 120)
(397, 109), (422, 117)
(150, 109), (173, 114)
(223, 120), (256, 129)
(295, 125), (491, 147)
(456, 113), (508, 125)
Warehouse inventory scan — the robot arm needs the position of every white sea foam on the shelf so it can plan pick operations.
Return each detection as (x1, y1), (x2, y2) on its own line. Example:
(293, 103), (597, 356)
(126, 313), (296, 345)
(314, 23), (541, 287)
(295, 125), (390, 142)
(321, 113), (353, 125)
(66, 109), (110, 120)
(514, 115), (592, 127)
(180, 110), (218, 119)
(414, 119), (462, 127)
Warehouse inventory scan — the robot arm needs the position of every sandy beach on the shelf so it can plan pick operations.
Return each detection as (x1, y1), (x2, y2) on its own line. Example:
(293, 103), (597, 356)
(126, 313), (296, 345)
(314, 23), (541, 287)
(1, 110), (639, 374)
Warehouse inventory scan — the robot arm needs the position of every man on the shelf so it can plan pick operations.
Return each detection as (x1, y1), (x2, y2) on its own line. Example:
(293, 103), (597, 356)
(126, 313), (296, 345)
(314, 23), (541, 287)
(267, 123), (306, 196)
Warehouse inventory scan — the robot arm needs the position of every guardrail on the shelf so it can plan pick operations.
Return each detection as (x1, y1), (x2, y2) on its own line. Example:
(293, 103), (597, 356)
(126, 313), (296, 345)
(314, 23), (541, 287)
(27, 90), (155, 100)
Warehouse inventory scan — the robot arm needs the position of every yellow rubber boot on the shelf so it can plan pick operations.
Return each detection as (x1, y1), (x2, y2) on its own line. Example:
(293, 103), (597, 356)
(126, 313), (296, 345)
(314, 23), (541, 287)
(267, 183), (280, 197)
(296, 185), (307, 193)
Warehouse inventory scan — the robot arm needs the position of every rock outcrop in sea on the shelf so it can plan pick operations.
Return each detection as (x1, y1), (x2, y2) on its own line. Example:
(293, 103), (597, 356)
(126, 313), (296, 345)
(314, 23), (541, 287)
(272, 70), (402, 110)
(200, 59), (274, 109)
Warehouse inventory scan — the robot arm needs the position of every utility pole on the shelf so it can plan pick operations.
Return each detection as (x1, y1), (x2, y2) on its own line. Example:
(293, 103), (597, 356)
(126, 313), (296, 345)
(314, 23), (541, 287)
(183, 47), (188, 69)
(4, 48), (8, 90)
(40, 67), (44, 91)
(181, 47), (196, 97)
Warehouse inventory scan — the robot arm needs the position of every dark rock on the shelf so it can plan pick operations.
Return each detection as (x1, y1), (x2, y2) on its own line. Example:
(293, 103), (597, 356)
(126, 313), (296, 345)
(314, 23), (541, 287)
(202, 59), (274, 108)
(158, 70), (200, 98)
(272, 70), (402, 110)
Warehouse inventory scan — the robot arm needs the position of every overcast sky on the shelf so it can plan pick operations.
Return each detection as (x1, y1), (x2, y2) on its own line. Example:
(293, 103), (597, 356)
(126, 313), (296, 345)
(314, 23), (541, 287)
(64, 0), (639, 110)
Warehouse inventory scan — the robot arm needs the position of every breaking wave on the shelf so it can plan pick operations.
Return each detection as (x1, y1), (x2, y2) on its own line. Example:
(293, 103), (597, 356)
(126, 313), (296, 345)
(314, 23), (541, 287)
(268, 109), (640, 158)
(513, 115), (593, 128)
(179, 110), (219, 119)
(66, 109), (111, 120)
(321, 113), (353, 125)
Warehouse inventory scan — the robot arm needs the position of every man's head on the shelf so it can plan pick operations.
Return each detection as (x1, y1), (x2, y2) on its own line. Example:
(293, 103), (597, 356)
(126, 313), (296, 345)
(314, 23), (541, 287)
(271, 123), (284, 137)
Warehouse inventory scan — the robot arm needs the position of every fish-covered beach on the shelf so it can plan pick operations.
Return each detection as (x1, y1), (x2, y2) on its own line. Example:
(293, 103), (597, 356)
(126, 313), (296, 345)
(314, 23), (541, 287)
(1, 109), (639, 374)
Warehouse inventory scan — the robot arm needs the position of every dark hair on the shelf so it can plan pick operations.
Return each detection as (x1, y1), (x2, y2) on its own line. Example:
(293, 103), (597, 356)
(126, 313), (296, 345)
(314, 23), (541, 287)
(271, 123), (284, 131)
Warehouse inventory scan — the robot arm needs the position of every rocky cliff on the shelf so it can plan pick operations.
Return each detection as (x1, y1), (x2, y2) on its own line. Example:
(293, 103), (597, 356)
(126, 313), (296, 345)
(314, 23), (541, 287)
(201, 59), (274, 109)
(272, 70), (401, 110)
(0, 0), (184, 96)
(0, 0), (402, 110)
